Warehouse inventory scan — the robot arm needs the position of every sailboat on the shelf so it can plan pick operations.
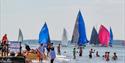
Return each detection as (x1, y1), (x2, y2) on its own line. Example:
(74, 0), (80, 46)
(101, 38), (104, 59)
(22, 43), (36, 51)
(98, 25), (110, 47)
(109, 27), (113, 47)
(71, 16), (79, 45)
(61, 28), (68, 47)
(90, 27), (99, 45)
(39, 22), (50, 44)
(9, 29), (23, 53)
(71, 10), (88, 46)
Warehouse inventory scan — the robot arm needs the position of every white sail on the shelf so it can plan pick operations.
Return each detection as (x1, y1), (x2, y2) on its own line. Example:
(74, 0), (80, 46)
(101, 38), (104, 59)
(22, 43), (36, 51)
(9, 28), (23, 53)
(18, 28), (23, 42)
(71, 16), (79, 45)
(61, 28), (68, 46)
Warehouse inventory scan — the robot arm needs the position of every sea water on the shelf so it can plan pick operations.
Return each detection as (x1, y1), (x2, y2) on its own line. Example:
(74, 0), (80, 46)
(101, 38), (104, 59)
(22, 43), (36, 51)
(10, 40), (125, 63)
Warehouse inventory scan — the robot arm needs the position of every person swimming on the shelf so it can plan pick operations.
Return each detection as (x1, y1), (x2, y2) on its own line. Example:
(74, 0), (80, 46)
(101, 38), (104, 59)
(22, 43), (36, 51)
(57, 44), (61, 55)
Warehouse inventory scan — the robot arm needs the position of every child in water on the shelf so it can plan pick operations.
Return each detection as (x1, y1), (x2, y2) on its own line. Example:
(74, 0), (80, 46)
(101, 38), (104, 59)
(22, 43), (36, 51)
(50, 47), (56, 63)
(79, 46), (82, 56)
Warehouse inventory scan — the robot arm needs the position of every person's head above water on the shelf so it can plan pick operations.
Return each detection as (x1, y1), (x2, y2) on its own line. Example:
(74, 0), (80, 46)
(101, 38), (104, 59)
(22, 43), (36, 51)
(59, 44), (61, 46)
(91, 48), (93, 51)
(74, 48), (76, 50)
(25, 44), (31, 51)
(51, 43), (53, 45)
(114, 52), (116, 55)
(40, 44), (43, 46)
(51, 47), (54, 51)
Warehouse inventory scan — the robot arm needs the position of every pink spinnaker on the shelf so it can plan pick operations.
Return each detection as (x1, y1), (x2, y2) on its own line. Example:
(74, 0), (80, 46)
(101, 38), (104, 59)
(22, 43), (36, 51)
(98, 25), (110, 47)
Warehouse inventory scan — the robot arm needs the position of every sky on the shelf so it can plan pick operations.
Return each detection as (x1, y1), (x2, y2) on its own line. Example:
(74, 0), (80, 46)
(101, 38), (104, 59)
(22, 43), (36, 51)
(0, 0), (125, 41)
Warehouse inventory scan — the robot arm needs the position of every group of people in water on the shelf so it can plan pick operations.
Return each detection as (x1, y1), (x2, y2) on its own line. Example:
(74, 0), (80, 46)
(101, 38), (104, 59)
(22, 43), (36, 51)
(22, 42), (57, 63)
(37, 43), (56, 63)
(0, 34), (57, 63)
(73, 47), (118, 61)
(102, 51), (118, 61)
(0, 34), (118, 63)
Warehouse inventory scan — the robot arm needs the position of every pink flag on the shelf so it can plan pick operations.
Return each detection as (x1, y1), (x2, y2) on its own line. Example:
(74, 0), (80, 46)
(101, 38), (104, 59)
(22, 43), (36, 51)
(98, 25), (110, 47)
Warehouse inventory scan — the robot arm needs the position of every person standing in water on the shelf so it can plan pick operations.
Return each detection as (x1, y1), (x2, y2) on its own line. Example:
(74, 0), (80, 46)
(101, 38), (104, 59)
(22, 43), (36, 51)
(25, 44), (31, 52)
(112, 52), (118, 60)
(79, 46), (82, 56)
(57, 44), (61, 55)
(47, 42), (51, 56)
(1, 34), (8, 56)
(104, 52), (110, 61)
(51, 43), (54, 48)
(89, 49), (94, 58)
(106, 52), (110, 61)
(89, 51), (92, 58)
(73, 48), (76, 59)
(96, 51), (100, 57)
(24, 44), (31, 57)
(50, 47), (56, 63)
(38, 44), (45, 63)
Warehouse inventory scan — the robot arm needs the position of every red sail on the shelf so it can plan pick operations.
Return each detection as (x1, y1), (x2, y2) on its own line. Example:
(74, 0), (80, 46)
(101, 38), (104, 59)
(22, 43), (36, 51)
(98, 25), (110, 47)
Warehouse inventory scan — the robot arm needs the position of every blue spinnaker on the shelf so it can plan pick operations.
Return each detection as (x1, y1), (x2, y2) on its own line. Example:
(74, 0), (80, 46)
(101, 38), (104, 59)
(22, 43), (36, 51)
(77, 11), (88, 46)
(90, 27), (99, 45)
(39, 23), (50, 44)
(109, 27), (113, 46)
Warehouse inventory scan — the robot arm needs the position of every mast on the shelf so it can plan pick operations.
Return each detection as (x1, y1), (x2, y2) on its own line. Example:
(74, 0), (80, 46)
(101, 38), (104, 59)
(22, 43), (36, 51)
(18, 28), (23, 54)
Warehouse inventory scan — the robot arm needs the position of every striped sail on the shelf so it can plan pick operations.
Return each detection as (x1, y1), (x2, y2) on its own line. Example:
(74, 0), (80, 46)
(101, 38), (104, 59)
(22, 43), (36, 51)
(71, 11), (88, 46)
